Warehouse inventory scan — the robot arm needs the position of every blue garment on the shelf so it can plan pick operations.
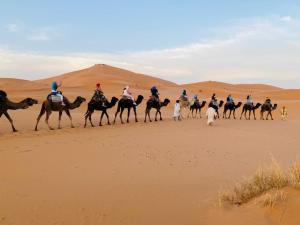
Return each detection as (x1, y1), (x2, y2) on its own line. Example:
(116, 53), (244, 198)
(151, 86), (158, 95)
(51, 81), (58, 92)
(227, 96), (233, 103)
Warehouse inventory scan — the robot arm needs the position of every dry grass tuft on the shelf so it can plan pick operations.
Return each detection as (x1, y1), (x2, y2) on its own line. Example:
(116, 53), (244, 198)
(261, 190), (287, 208)
(220, 160), (288, 205)
(289, 163), (300, 189)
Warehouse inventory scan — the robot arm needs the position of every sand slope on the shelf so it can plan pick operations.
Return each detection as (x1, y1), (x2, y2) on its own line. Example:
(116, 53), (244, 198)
(0, 64), (300, 225)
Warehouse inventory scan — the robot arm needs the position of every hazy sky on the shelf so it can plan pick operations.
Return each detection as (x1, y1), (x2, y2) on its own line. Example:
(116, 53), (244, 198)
(0, 0), (300, 87)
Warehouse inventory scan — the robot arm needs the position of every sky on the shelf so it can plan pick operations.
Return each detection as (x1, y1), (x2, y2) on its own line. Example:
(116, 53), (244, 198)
(0, 0), (300, 88)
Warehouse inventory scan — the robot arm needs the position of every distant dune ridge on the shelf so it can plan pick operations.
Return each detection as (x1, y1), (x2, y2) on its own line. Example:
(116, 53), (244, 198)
(1, 64), (300, 101)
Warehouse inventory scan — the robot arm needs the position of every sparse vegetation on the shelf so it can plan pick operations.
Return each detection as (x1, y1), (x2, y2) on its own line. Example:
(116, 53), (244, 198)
(261, 190), (287, 208)
(289, 163), (300, 189)
(219, 160), (300, 207)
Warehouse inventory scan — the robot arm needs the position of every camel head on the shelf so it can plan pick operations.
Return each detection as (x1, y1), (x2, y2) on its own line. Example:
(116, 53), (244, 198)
(111, 97), (119, 104)
(162, 98), (170, 106)
(254, 103), (262, 109)
(75, 96), (86, 104)
(272, 103), (278, 110)
(136, 95), (144, 105)
(219, 100), (224, 107)
(23, 98), (38, 107)
(236, 102), (242, 108)
(200, 101), (206, 108)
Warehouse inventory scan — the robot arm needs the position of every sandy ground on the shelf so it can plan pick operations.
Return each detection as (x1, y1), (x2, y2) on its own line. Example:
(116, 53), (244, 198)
(1, 104), (300, 225)
(1, 65), (300, 225)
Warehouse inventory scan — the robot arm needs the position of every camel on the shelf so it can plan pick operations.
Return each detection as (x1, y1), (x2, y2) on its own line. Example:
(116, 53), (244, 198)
(113, 95), (144, 124)
(260, 103), (277, 120)
(223, 102), (242, 119)
(240, 103), (261, 120)
(208, 100), (224, 118)
(0, 90), (38, 132)
(35, 96), (86, 131)
(144, 98), (170, 122)
(190, 101), (206, 118)
(84, 97), (118, 127)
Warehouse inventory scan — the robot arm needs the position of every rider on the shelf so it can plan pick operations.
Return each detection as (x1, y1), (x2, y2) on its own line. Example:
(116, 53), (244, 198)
(226, 94), (234, 104)
(181, 90), (188, 100)
(50, 81), (64, 106)
(193, 94), (200, 105)
(265, 97), (272, 106)
(211, 93), (218, 106)
(246, 95), (253, 106)
(122, 85), (136, 105)
(92, 83), (107, 106)
(150, 86), (159, 102)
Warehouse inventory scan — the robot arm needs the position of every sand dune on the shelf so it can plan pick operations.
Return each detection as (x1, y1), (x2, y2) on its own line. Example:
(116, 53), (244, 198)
(0, 64), (300, 225)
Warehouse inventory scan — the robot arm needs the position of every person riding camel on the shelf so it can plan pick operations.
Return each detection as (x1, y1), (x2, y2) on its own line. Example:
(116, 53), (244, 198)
(211, 93), (218, 106)
(180, 90), (188, 101)
(122, 85), (136, 105)
(193, 94), (200, 106)
(265, 97), (272, 106)
(246, 95), (253, 106)
(150, 86), (159, 102)
(49, 81), (64, 106)
(92, 83), (107, 106)
(226, 94), (234, 104)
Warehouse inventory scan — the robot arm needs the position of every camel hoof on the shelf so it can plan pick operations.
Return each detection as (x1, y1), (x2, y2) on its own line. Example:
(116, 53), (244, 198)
(49, 128), (54, 130)
(107, 122), (111, 125)
(150, 120), (152, 122)
(155, 119), (157, 122)
(58, 127), (61, 129)
(99, 124), (103, 126)
(13, 130), (18, 133)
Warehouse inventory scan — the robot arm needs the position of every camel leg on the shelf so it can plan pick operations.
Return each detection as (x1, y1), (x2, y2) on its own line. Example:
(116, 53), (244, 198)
(89, 113), (94, 127)
(99, 111), (105, 126)
(155, 110), (158, 121)
(144, 108), (148, 122)
(233, 110), (236, 119)
(35, 104), (46, 131)
(145, 108), (151, 122)
(159, 110), (162, 121)
(270, 112), (274, 120)
(120, 108), (124, 124)
(240, 109), (244, 120)
(127, 108), (130, 123)
(3, 111), (17, 132)
(45, 111), (54, 130)
(228, 110), (232, 119)
(113, 106), (120, 124)
(133, 107), (138, 123)
(260, 111), (264, 120)
(84, 112), (88, 128)
(105, 111), (111, 125)
(58, 111), (62, 129)
(65, 109), (74, 128)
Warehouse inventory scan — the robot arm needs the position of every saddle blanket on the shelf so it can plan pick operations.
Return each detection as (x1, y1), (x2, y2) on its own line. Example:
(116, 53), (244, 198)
(51, 95), (62, 103)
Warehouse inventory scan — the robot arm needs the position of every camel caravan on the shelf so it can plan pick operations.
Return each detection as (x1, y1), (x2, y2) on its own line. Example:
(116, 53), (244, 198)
(0, 81), (279, 133)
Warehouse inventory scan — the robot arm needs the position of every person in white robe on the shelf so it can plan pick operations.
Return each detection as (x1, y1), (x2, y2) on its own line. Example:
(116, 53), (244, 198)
(206, 107), (217, 126)
(173, 100), (181, 121)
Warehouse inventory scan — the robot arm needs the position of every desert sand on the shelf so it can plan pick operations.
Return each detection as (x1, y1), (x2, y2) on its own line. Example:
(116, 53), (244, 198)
(1, 64), (300, 225)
